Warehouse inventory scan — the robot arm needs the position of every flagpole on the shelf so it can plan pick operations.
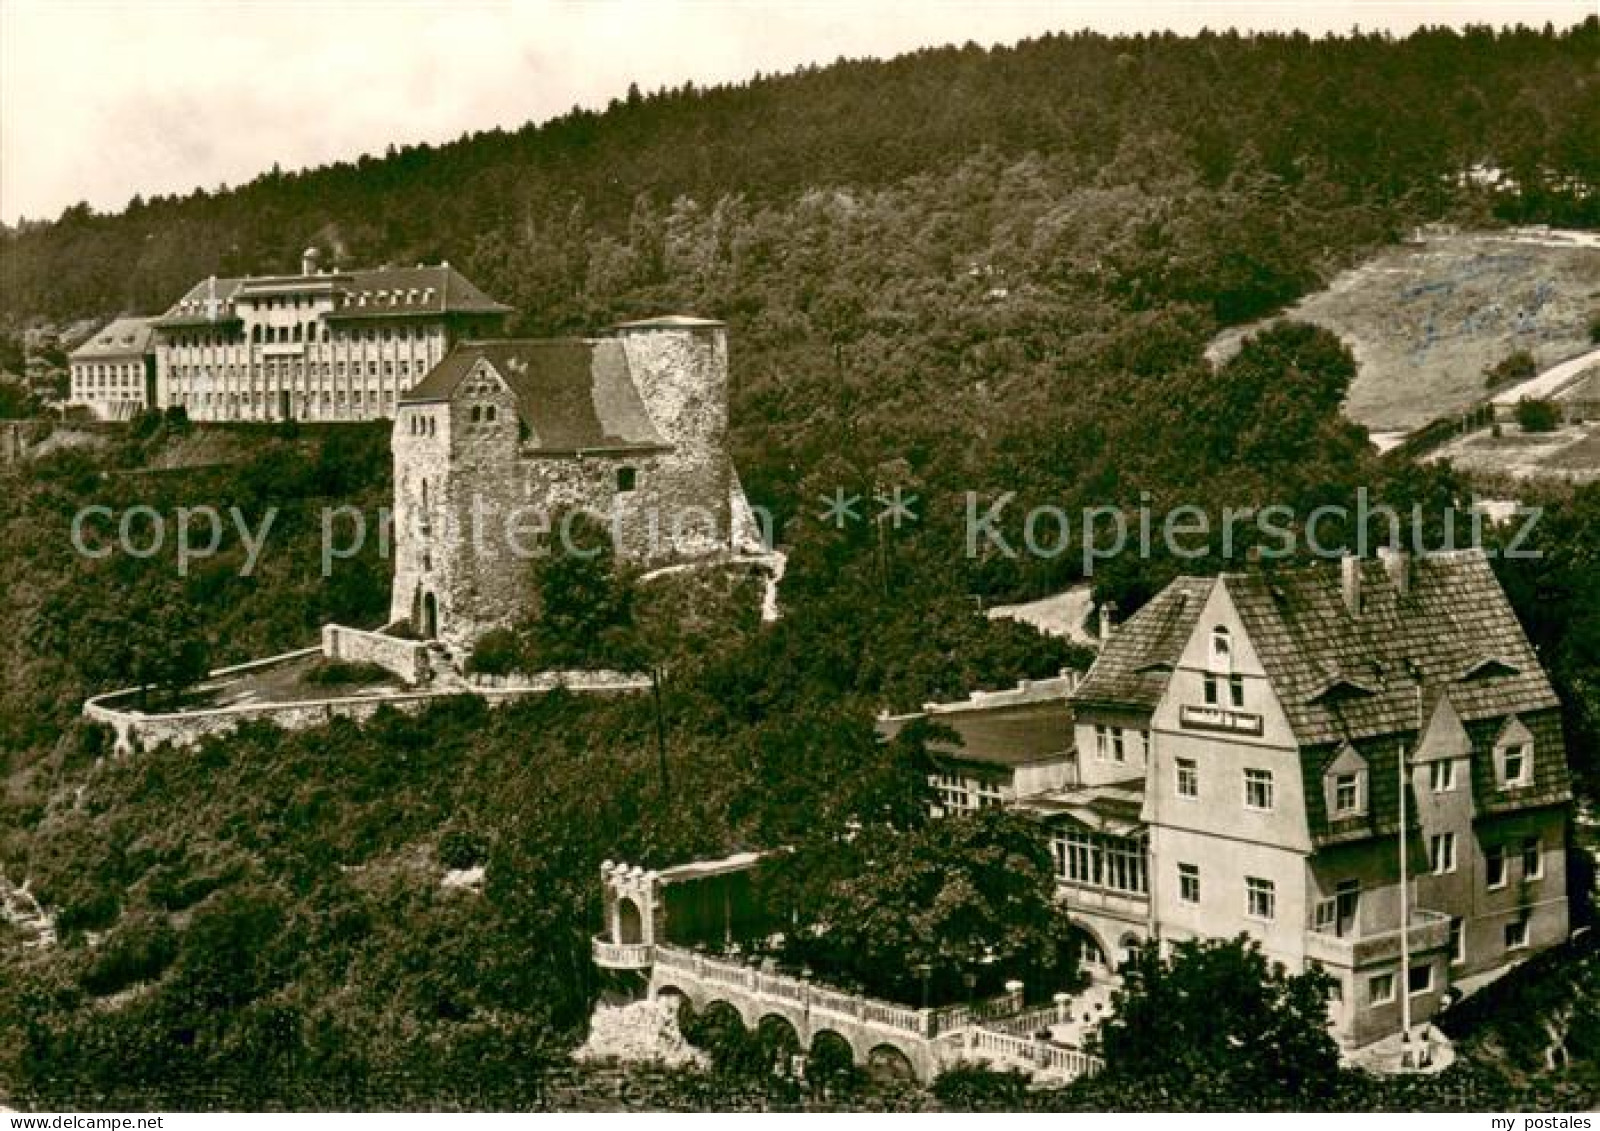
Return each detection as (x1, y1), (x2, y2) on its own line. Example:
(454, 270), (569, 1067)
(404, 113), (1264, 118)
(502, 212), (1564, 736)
(1398, 723), (1412, 1064)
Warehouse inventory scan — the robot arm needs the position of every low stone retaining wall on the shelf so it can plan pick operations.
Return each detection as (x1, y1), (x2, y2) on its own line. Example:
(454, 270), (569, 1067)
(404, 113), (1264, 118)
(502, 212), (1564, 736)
(464, 670), (653, 692)
(322, 623), (430, 685)
(84, 649), (651, 757)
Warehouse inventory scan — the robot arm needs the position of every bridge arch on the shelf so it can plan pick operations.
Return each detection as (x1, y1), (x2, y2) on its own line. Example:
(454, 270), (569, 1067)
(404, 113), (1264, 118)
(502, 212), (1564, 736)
(653, 984), (697, 1025)
(700, 997), (751, 1031)
(808, 1028), (856, 1080)
(866, 1042), (917, 1082)
(757, 1014), (803, 1074)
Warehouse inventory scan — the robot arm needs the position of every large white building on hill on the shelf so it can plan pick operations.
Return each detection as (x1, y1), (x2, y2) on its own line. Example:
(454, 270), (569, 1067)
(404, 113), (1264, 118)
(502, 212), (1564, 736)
(149, 249), (510, 423)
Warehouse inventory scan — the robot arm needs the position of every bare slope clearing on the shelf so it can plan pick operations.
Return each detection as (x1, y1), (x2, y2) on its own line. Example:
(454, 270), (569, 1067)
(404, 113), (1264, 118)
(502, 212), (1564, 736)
(1209, 229), (1600, 433)
(1428, 421), (1600, 482)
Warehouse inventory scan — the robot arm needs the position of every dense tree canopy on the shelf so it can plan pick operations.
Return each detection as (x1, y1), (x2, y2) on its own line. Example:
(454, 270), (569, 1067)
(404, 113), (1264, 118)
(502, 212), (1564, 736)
(1092, 936), (1340, 1102)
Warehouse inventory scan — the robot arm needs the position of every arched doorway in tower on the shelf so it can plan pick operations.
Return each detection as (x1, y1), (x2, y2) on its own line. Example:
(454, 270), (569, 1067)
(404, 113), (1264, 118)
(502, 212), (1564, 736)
(616, 897), (644, 945)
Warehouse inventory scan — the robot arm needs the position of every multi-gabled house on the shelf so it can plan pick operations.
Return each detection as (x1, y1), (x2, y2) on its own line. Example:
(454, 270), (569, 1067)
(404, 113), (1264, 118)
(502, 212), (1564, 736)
(1043, 547), (1571, 1046)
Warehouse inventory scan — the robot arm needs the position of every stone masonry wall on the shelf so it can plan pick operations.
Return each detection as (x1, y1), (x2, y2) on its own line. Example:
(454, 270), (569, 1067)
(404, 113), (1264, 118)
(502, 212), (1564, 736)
(618, 324), (733, 559)
(321, 623), (431, 685)
(86, 671), (650, 756)
(389, 399), (453, 633)
(391, 325), (737, 656)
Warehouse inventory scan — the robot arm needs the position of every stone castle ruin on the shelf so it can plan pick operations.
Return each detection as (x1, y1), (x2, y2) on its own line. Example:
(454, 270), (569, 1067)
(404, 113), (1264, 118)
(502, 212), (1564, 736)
(391, 315), (758, 655)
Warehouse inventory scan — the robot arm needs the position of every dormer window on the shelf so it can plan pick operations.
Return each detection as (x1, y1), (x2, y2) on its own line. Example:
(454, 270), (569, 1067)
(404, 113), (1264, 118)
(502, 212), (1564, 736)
(1323, 743), (1368, 820)
(1501, 744), (1530, 787)
(1493, 717), (1535, 790)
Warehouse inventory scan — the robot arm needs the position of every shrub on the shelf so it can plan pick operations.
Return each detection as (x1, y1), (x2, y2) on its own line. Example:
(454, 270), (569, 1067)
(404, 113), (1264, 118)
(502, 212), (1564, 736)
(933, 1063), (1034, 1110)
(303, 659), (391, 686)
(466, 628), (522, 676)
(55, 889), (120, 933)
(81, 915), (179, 996)
(128, 408), (164, 439)
(438, 828), (488, 871)
(1515, 398), (1560, 433)
(1485, 349), (1537, 389)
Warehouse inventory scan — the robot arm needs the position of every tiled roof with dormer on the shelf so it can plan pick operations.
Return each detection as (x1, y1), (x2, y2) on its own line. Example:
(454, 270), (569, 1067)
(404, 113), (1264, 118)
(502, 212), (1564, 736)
(152, 263), (509, 329)
(1070, 577), (1216, 712)
(401, 338), (666, 454)
(1222, 550), (1558, 748)
(324, 264), (511, 320)
(69, 316), (157, 359)
(1219, 550), (1570, 844)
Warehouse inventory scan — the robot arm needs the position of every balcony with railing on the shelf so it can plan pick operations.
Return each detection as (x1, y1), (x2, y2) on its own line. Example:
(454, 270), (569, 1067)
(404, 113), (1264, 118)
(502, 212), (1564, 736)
(1304, 908), (1452, 969)
(591, 935), (655, 970)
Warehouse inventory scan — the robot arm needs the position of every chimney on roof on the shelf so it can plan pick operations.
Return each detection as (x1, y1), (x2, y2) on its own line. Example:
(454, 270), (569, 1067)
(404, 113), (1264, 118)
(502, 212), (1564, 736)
(302, 246), (320, 275)
(1098, 600), (1118, 643)
(1379, 545), (1411, 596)
(1340, 553), (1363, 616)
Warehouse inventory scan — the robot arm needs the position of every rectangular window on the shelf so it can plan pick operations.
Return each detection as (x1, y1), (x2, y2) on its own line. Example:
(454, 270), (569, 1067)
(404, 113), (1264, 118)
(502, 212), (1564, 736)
(1227, 674), (1245, 708)
(1333, 774), (1360, 816)
(1505, 918), (1529, 950)
(930, 772), (970, 814)
(1408, 963), (1433, 995)
(1111, 728), (1126, 763)
(1502, 744), (1529, 786)
(1314, 899), (1337, 933)
(1521, 837), (1542, 881)
(1334, 880), (1360, 936)
(1051, 828), (1147, 896)
(1094, 725), (1109, 761)
(1430, 832), (1457, 875)
(1368, 972), (1396, 1005)
(1450, 917), (1465, 965)
(1245, 876), (1275, 921)
(1178, 863), (1200, 904)
(1486, 844), (1507, 890)
(1176, 758), (1198, 799)
(1203, 673), (1219, 706)
(1429, 760), (1456, 793)
(1244, 769), (1274, 811)
(616, 466), (638, 493)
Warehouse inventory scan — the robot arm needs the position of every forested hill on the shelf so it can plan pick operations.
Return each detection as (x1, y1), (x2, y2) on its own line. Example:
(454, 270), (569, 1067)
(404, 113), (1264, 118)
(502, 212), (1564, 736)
(3, 20), (1596, 325)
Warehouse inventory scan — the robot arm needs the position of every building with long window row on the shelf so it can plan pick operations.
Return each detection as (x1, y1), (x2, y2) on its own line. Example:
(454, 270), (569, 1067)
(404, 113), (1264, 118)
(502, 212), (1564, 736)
(67, 316), (158, 420)
(150, 248), (511, 422)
